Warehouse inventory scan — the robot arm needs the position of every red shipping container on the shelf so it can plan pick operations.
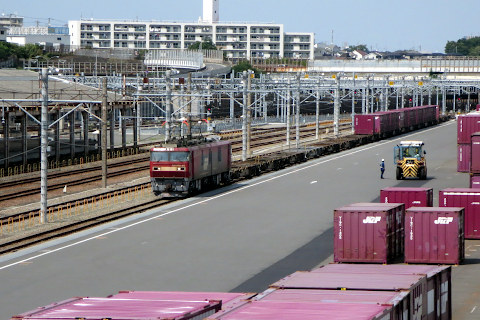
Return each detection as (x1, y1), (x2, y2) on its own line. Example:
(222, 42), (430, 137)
(346, 203), (405, 258)
(12, 297), (222, 320)
(457, 113), (480, 144)
(270, 271), (427, 320)
(457, 143), (471, 172)
(405, 207), (464, 264)
(254, 288), (410, 320)
(471, 174), (480, 188)
(206, 300), (393, 320)
(315, 264), (452, 320)
(334, 205), (399, 263)
(381, 187), (433, 209)
(477, 104), (480, 111)
(471, 132), (480, 173)
(440, 188), (480, 239)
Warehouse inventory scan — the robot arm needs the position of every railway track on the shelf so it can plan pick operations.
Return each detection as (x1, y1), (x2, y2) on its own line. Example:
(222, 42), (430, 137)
(0, 121), (351, 206)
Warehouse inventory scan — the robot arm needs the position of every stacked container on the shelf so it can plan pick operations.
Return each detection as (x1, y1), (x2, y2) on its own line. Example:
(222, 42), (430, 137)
(470, 132), (480, 186)
(381, 187), (433, 209)
(11, 297), (223, 320)
(270, 270), (427, 320)
(440, 188), (480, 239)
(206, 300), (393, 320)
(315, 264), (452, 320)
(334, 204), (403, 263)
(405, 207), (464, 264)
(457, 113), (480, 172)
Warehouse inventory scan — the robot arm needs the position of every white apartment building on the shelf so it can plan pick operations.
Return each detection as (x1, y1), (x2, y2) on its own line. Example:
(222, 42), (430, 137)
(68, 20), (314, 60)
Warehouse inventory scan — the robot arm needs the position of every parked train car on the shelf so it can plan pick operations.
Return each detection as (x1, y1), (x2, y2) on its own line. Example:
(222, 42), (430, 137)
(354, 105), (440, 136)
(150, 140), (231, 196)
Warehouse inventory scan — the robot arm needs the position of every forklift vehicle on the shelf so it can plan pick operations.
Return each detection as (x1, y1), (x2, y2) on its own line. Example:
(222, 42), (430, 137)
(394, 141), (427, 180)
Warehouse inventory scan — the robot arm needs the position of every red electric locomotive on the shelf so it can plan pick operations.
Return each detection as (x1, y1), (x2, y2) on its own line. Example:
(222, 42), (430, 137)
(150, 140), (232, 197)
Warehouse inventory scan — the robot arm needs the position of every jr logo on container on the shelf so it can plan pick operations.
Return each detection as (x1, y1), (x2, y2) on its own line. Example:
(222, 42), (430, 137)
(362, 216), (381, 224)
(434, 217), (454, 225)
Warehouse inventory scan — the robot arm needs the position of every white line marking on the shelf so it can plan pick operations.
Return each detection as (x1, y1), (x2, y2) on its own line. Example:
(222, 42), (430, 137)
(471, 306), (477, 313)
(310, 181), (318, 184)
(0, 121), (453, 270)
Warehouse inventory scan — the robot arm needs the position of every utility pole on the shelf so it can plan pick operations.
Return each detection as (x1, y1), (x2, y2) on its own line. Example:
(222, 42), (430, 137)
(242, 71), (248, 161)
(165, 70), (172, 142)
(334, 73), (341, 138)
(101, 77), (108, 188)
(40, 68), (48, 223)
(295, 72), (301, 148)
(187, 73), (192, 139)
(286, 78), (291, 148)
(247, 71), (252, 156)
(315, 78), (320, 140)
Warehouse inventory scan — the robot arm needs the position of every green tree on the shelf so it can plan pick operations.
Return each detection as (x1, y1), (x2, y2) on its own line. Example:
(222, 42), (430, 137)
(445, 37), (480, 55)
(232, 60), (261, 76)
(188, 40), (217, 50)
(349, 44), (369, 52)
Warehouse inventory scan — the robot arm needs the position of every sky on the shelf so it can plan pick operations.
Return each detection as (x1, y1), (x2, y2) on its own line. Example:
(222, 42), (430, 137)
(2, 0), (479, 53)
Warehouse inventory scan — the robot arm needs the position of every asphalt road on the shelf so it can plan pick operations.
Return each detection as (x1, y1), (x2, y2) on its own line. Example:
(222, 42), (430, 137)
(1, 119), (478, 319)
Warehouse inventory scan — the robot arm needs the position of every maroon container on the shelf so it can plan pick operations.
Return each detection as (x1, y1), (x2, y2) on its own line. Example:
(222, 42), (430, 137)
(381, 187), (433, 209)
(12, 297), (222, 320)
(477, 104), (480, 111)
(254, 288), (409, 320)
(405, 207), (464, 264)
(440, 188), (480, 239)
(457, 113), (480, 144)
(457, 143), (471, 172)
(471, 174), (480, 188)
(334, 205), (399, 263)
(270, 271), (427, 320)
(346, 203), (405, 258)
(471, 132), (480, 173)
(315, 264), (452, 320)
(354, 114), (377, 135)
(206, 300), (393, 320)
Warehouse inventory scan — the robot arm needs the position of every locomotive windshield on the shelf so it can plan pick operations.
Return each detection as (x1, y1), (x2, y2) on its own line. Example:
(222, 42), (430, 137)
(151, 151), (190, 162)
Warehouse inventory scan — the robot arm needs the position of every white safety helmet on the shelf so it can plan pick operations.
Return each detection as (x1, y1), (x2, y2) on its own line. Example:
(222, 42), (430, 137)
(381, 159), (384, 161)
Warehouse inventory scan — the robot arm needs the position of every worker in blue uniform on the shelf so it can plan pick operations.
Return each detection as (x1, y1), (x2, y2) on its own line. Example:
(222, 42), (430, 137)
(380, 159), (385, 179)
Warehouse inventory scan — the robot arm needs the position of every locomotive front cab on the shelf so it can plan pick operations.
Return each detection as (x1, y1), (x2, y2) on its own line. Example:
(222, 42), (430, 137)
(394, 141), (427, 180)
(150, 147), (191, 196)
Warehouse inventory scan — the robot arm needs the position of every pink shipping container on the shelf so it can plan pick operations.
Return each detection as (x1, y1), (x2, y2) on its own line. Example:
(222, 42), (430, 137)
(457, 113), (480, 144)
(354, 114), (379, 135)
(334, 205), (399, 263)
(477, 104), (480, 111)
(270, 271), (427, 320)
(315, 264), (452, 320)
(11, 297), (222, 320)
(458, 143), (471, 172)
(381, 187), (433, 209)
(440, 188), (480, 239)
(471, 174), (480, 188)
(108, 291), (253, 312)
(206, 300), (393, 320)
(254, 288), (410, 320)
(471, 132), (480, 173)
(405, 207), (465, 264)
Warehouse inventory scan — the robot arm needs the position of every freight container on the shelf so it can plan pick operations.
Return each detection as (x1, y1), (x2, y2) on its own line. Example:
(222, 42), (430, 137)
(346, 203), (405, 258)
(405, 207), (464, 264)
(11, 297), (222, 320)
(315, 264), (452, 320)
(471, 132), (480, 173)
(471, 174), (480, 188)
(270, 271), (427, 320)
(440, 188), (480, 239)
(457, 113), (480, 144)
(108, 291), (253, 312)
(354, 114), (379, 135)
(254, 288), (410, 320)
(206, 300), (393, 320)
(381, 187), (433, 209)
(457, 143), (471, 172)
(334, 205), (399, 263)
